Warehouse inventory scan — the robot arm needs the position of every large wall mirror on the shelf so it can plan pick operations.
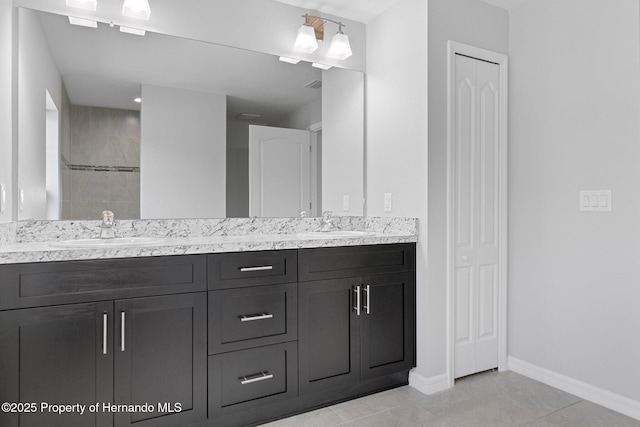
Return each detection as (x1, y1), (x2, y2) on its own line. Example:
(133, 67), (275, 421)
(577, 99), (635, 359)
(17, 8), (364, 220)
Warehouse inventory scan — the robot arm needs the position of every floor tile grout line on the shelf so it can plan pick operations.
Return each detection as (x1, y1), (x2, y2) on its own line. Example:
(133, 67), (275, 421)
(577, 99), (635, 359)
(326, 389), (412, 425)
(327, 401), (423, 426)
(516, 399), (586, 427)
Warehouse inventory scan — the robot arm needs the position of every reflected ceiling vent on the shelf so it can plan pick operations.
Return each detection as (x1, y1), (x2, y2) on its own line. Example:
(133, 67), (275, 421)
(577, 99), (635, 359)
(304, 79), (322, 89)
(235, 113), (262, 121)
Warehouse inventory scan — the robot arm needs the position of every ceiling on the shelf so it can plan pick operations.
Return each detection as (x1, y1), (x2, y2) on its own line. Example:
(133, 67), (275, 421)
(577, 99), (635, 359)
(272, 0), (523, 22)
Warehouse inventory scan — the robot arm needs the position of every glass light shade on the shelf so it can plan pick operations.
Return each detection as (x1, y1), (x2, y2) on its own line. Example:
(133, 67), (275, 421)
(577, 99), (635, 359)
(327, 32), (353, 60)
(122, 0), (151, 20)
(66, 0), (97, 11)
(293, 25), (319, 54)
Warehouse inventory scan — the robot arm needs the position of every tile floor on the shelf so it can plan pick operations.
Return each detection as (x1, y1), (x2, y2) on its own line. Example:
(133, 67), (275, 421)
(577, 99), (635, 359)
(261, 370), (640, 427)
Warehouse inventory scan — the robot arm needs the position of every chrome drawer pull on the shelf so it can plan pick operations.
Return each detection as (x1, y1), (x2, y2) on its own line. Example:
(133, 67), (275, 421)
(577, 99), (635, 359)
(103, 313), (108, 355)
(364, 284), (371, 315)
(120, 311), (125, 352)
(240, 372), (274, 385)
(353, 285), (361, 316)
(239, 265), (274, 272)
(240, 313), (274, 322)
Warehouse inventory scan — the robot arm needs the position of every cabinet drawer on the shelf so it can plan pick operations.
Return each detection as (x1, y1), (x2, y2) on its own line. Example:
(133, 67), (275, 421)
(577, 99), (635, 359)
(208, 250), (297, 290)
(209, 283), (297, 354)
(299, 243), (415, 281)
(0, 255), (206, 310)
(208, 342), (298, 416)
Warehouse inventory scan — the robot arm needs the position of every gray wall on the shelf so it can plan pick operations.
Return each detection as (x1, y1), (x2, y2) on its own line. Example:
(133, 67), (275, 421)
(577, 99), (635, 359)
(17, 7), (61, 220)
(140, 84), (226, 219)
(322, 68), (364, 215)
(226, 120), (249, 218)
(509, 0), (640, 403)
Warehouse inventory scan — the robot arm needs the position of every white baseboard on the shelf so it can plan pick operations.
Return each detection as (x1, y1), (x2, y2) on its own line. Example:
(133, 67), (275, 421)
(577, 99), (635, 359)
(508, 356), (640, 421)
(408, 371), (450, 395)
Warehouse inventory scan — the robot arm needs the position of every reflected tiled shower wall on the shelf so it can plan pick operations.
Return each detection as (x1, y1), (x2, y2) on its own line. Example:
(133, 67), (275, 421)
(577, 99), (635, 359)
(61, 93), (141, 220)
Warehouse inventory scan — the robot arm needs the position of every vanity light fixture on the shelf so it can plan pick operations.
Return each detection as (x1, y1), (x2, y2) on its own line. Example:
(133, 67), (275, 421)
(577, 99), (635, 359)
(293, 21), (318, 53)
(66, 0), (97, 11)
(122, 0), (151, 20)
(120, 26), (146, 36)
(68, 16), (98, 28)
(326, 24), (352, 60)
(279, 56), (301, 65)
(293, 14), (352, 60)
(311, 62), (332, 70)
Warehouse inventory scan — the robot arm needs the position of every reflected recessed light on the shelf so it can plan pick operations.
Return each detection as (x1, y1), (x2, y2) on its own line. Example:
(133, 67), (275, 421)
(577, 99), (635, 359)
(120, 26), (146, 36)
(312, 63), (332, 70)
(66, 0), (97, 11)
(279, 56), (301, 65)
(134, 97), (142, 103)
(68, 16), (98, 28)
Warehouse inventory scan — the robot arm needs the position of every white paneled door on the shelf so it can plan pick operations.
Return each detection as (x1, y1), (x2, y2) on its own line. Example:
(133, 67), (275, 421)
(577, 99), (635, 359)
(453, 54), (501, 379)
(249, 125), (311, 217)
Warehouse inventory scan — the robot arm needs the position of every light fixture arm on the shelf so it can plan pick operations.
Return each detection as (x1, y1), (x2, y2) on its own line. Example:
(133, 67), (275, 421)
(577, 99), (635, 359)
(301, 14), (346, 30)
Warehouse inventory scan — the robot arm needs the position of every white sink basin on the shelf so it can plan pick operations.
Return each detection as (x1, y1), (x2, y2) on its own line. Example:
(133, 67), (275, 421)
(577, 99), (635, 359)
(50, 237), (164, 248)
(297, 230), (375, 239)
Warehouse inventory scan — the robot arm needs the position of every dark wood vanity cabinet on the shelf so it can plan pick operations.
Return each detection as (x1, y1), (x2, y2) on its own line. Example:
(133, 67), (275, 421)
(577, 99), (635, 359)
(207, 250), (299, 422)
(0, 302), (115, 427)
(298, 244), (416, 395)
(0, 256), (207, 427)
(113, 293), (207, 427)
(0, 243), (415, 427)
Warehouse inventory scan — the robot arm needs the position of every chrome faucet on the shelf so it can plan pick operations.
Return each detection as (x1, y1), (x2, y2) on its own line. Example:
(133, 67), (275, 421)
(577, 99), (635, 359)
(314, 211), (339, 232)
(100, 210), (116, 239)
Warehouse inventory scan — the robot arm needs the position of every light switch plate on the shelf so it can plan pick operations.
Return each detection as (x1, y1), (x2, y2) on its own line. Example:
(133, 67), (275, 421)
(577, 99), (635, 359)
(384, 193), (392, 212)
(579, 190), (611, 212)
(19, 188), (24, 213)
(342, 195), (350, 212)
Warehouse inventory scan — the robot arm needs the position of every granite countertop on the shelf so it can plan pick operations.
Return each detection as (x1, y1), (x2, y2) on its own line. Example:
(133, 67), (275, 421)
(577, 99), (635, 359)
(0, 217), (418, 265)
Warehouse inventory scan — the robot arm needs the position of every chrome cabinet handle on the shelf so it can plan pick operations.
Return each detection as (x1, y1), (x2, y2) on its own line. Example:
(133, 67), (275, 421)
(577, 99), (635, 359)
(363, 284), (371, 315)
(120, 311), (125, 352)
(240, 372), (273, 385)
(103, 313), (108, 355)
(239, 266), (274, 272)
(353, 285), (361, 316)
(240, 313), (274, 322)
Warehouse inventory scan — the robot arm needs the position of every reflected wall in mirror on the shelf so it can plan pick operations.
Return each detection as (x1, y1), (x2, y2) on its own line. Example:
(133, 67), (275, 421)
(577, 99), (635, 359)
(17, 8), (364, 220)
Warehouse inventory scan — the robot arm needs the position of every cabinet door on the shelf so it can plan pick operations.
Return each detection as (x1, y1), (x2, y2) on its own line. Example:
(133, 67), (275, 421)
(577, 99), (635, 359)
(0, 302), (113, 427)
(114, 293), (207, 427)
(298, 278), (360, 395)
(360, 272), (416, 381)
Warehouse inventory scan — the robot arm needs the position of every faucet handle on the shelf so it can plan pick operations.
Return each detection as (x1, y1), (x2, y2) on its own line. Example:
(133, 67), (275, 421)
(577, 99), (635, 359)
(101, 210), (114, 225)
(298, 210), (308, 218)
